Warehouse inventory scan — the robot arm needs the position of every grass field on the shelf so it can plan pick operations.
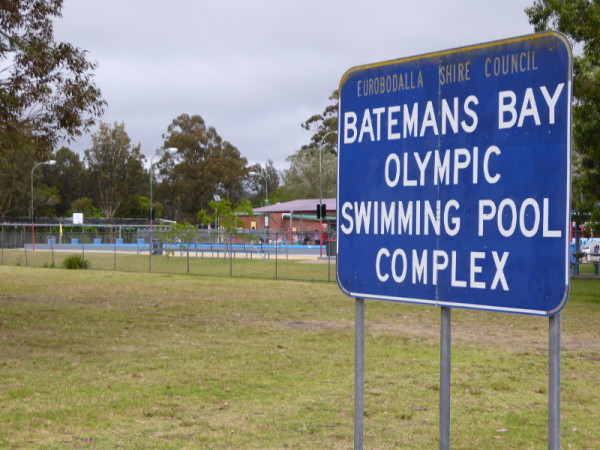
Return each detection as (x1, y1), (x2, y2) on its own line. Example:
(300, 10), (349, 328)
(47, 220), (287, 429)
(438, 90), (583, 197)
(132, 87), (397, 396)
(0, 248), (337, 283)
(0, 264), (599, 448)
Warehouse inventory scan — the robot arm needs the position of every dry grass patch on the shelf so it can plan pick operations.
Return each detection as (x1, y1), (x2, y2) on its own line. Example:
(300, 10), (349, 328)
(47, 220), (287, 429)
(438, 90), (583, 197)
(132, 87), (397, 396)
(0, 266), (599, 448)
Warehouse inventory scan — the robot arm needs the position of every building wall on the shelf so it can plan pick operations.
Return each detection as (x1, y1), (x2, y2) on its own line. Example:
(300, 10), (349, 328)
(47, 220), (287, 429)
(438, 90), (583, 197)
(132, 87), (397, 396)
(238, 214), (334, 234)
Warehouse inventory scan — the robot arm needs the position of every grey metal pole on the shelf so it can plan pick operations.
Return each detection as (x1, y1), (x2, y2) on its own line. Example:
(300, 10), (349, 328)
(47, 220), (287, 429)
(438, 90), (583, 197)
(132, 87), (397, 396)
(354, 297), (365, 449)
(317, 130), (336, 259)
(149, 161), (154, 273)
(327, 229), (332, 282)
(440, 306), (451, 450)
(275, 233), (278, 280)
(149, 229), (153, 272)
(187, 234), (191, 275)
(30, 160), (56, 253)
(148, 147), (178, 272)
(549, 313), (561, 450)
(572, 226), (580, 275)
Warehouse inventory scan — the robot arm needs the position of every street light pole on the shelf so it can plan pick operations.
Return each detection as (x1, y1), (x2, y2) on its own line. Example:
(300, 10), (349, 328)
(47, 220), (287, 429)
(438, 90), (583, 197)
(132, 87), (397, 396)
(318, 130), (337, 258)
(149, 147), (178, 228)
(249, 170), (268, 206)
(30, 160), (56, 252)
(149, 147), (177, 271)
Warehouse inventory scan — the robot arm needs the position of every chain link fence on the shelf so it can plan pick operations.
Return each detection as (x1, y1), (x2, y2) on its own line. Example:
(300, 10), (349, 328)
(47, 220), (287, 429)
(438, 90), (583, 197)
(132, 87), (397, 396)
(0, 227), (337, 283)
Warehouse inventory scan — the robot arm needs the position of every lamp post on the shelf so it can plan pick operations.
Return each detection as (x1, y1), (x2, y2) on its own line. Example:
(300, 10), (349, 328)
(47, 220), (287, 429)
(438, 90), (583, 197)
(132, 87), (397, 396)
(149, 147), (177, 271)
(31, 160), (56, 252)
(213, 194), (221, 231)
(249, 170), (269, 233)
(318, 130), (337, 257)
(149, 147), (178, 228)
(249, 170), (268, 206)
(250, 170), (269, 235)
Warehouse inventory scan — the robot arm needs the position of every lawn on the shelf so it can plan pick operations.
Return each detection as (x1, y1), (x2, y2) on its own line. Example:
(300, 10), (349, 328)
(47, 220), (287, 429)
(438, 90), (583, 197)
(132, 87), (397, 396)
(0, 248), (337, 283)
(0, 265), (599, 448)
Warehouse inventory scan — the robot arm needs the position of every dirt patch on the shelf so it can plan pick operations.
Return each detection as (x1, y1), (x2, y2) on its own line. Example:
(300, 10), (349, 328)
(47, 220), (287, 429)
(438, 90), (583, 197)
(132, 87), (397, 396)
(283, 315), (600, 357)
(283, 320), (350, 330)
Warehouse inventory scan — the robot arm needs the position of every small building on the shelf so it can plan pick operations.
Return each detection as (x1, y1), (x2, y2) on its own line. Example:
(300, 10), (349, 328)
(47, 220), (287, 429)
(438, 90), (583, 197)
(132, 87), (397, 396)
(238, 198), (336, 244)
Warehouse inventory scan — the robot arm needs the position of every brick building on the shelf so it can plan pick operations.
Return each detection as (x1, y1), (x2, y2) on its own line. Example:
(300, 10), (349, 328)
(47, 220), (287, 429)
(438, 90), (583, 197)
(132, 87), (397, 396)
(238, 198), (336, 244)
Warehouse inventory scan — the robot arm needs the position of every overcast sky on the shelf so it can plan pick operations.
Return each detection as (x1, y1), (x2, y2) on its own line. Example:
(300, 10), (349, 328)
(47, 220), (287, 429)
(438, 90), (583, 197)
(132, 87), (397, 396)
(53, 0), (537, 170)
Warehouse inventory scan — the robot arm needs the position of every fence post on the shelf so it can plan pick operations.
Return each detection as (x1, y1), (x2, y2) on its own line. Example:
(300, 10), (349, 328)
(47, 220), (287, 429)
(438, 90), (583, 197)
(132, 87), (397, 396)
(275, 231), (278, 280)
(148, 228), (153, 272)
(229, 232), (233, 277)
(187, 233), (191, 275)
(327, 231), (331, 282)
(24, 234), (28, 266)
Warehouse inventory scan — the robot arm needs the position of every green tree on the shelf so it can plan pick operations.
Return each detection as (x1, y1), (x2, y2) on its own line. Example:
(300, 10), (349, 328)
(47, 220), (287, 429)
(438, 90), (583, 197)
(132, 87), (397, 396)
(118, 194), (156, 219)
(197, 198), (253, 233)
(196, 209), (211, 228)
(280, 92), (338, 200)
(69, 197), (102, 218)
(0, 0), (105, 155)
(155, 222), (198, 253)
(84, 122), (147, 218)
(247, 159), (280, 206)
(265, 186), (290, 205)
(301, 90), (339, 156)
(280, 149), (337, 200)
(0, 131), (36, 216)
(159, 114), (248, 222)
(47, 147), (88, 216)
(32, 175), (59, 218)
(526, 1), (600, 204)
(0, 130), (59, 217)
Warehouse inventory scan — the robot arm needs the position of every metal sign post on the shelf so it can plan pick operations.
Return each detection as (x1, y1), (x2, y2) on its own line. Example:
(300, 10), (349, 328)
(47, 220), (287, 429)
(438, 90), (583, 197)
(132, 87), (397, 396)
(337, 32), (572, 448)
(440, 307), (451, 450)
(549, 313), (561, 449)
(354, 298), (365, 449)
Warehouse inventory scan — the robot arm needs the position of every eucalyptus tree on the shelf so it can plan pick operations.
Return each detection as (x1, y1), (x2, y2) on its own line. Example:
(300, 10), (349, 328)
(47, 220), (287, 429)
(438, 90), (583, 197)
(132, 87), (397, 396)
(0, 0), (105, 155)
(280, 91), (338, 200)
(158, 114), (248, 222)
(301, 90), (339, 156)
(0, 0), (104, 216)
(0, 132), (36, 216)
(246, 159), (280, 206)
(280, 148), (337, 200)
(527, 0), (600, 206)
(47, 147), (88, 216)
(84, 122), (146, 218)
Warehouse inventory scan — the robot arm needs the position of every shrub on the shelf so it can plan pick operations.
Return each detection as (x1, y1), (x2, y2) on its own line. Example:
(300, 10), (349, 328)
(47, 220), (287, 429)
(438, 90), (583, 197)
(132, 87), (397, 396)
(62, 254), (89, 270)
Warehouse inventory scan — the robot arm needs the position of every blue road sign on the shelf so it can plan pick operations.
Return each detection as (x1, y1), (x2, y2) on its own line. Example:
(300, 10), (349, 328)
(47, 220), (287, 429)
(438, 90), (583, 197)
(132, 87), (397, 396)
(337, 32), (572, 316)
